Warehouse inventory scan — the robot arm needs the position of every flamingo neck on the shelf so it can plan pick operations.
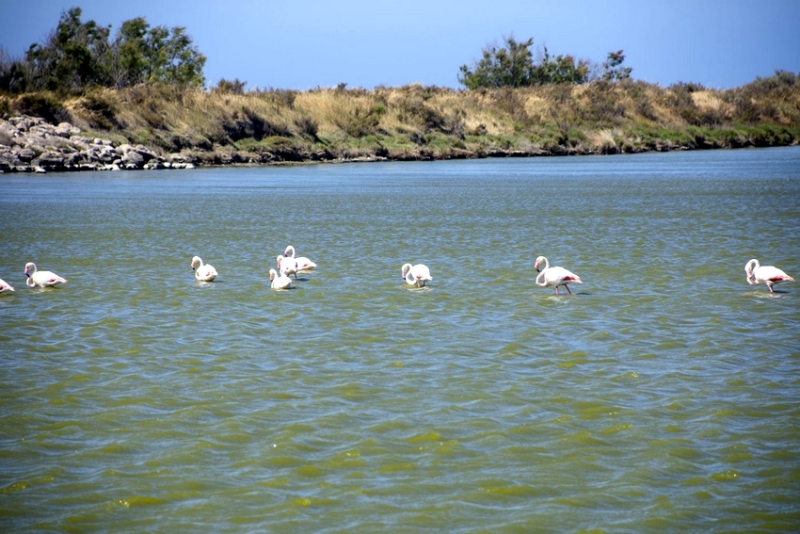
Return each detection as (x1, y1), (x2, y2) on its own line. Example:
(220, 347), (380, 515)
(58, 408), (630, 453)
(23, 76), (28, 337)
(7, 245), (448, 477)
(286, 246), (296, 259)
(535, 269), (547, 287)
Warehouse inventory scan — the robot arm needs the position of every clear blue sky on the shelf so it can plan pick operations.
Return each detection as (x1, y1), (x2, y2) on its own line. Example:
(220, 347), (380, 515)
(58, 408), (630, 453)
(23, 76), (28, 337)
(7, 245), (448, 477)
(1, 0), (798, 90)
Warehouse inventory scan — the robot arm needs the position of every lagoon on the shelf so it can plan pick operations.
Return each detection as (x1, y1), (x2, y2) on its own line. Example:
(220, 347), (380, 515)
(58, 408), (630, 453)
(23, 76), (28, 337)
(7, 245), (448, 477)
(1, 147), (799, 532)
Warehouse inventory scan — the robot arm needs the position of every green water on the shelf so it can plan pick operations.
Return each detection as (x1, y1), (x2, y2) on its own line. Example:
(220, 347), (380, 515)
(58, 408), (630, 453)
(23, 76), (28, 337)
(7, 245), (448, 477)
(1, 147), (799, 532)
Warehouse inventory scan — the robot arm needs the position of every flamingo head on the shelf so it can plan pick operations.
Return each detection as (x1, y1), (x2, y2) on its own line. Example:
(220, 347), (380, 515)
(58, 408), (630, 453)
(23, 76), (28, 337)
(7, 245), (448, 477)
(24, 262), (35, 276)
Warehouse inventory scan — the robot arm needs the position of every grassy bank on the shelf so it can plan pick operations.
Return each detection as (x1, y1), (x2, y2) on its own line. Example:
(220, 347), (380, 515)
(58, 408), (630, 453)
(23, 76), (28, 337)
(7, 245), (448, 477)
(2, 72), (799, 165)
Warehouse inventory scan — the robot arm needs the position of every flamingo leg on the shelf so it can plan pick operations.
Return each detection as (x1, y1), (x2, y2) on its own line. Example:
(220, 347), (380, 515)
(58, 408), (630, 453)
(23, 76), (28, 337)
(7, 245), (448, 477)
(555, 286), (560, 296)
(565, 284), (573, 295)
(768, 284), (774, 293)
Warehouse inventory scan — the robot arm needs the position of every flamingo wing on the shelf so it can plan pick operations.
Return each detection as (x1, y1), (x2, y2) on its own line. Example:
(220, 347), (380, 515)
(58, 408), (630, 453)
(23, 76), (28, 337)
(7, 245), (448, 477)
(30, 271), (67, 287)
(753, 265), (794, 291)
(196, 265), (218, 282)
(295, 257), (317, 271)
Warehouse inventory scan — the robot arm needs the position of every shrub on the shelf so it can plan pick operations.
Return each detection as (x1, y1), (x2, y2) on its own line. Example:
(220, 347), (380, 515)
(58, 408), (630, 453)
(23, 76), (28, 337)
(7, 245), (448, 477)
(12, 92), (69, 123)
(343, 109), (381, 138)
(223, 107), (290, 141)
(294, 115), (319, 139)
(79, 90), (119, 129)
(634, 97), (658, 121)
(212, 78), (247, 95)
(581, 82), (626, 125)
(257, 88), (297, 109)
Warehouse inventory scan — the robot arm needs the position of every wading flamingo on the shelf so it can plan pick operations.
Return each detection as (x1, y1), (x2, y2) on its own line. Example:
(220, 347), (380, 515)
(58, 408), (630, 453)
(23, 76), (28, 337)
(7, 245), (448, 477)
(283, 246), (317, 272)
(534, 256), (582, 295)
(191, 256), (218, 282)
(269, 268), (292, 290)
(277, 255), (298, 279)
(745, 259), (794, 292)
(0, 278), (14, 293)
(401, 263), (432, 288)
(24, 262), (67, 288)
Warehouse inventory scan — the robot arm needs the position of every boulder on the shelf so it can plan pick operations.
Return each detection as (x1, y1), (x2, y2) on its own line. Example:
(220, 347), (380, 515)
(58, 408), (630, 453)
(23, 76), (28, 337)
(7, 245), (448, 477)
(33, 150), (67, 170)
(121, 150), (144, 167)
(17, 148), (36, 162)
(55, 122), (81, 137)
(114, 143), (132, 155)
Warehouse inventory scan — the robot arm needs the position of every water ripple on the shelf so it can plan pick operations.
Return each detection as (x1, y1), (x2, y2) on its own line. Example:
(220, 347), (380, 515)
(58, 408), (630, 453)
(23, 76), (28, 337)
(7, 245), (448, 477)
(1, 148), (799, 532)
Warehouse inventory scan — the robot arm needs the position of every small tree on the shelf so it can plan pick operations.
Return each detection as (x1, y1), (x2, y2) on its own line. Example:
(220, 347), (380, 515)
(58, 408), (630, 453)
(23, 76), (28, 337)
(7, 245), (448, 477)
(602, 50), (632, 82)
(0, 8), (207, 93)
(0, 47), (30, 93)
(113, 18), (206, 87)
(459, 36), (590, 89)
(459, 36), (536, 89)
(532, 46), (590, 85)
(25, 7), (112, 91)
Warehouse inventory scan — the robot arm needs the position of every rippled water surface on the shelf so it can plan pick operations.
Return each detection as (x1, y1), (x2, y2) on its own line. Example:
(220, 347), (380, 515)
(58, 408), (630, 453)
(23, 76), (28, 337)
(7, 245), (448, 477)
(1, 147), (799, 532)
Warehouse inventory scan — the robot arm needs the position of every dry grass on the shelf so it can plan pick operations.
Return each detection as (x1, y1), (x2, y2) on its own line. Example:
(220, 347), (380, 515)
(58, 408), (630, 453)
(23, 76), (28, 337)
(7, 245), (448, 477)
(4, 73), (799, 161)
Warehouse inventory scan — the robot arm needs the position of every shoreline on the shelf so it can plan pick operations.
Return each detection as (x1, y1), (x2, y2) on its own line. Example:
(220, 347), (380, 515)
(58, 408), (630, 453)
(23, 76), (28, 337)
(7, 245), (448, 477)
(3, 114), (797, 174)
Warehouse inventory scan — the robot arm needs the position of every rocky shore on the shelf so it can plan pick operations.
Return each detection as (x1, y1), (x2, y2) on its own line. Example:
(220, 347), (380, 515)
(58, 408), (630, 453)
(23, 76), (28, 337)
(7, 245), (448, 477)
(0, 114), (554, 174)
(0, 115), (196, 173)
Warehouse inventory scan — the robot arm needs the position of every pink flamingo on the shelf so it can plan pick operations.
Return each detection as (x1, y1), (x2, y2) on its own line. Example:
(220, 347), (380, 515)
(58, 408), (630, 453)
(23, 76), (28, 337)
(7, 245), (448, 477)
(534, 256), (582, 295)
(24, 262), (67, 288)
(277, 255), (298, 280)
(745, 259), (794, 292)
(269, 268), (292, 290)
(191, 256), (218, 282)
(283, 246), (317, 272)
(401, 263), (432, 287)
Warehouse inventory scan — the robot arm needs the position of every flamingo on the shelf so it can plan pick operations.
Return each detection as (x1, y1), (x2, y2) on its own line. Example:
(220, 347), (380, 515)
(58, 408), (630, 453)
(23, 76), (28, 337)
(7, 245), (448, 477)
(283, 245), (317, 272)
(534, 256), (582, 295)
(745, 259), (794, 292)
(401, 263), (432, 287)
(191, 256), (218, 282)
(269, 268), (292, 290)
(0, 278), (14, 293)
(277, 255), (298, 279)
(24, 262), (67, 288)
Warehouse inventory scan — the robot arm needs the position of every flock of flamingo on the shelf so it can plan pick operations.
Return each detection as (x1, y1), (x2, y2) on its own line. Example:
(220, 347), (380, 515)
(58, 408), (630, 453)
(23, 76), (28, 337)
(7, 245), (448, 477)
(0, 251), (794, 295)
